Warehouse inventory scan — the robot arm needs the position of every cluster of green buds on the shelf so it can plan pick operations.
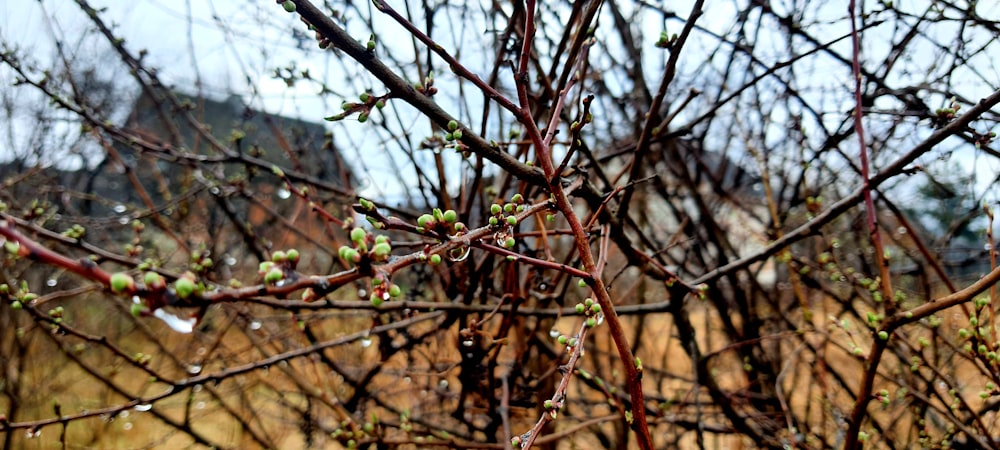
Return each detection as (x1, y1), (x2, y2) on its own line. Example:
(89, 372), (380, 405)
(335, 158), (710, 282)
(416, 208), (464, 235)
(413, 72), (437, 96)
(542, 395), (564, 420)
(2, 281), (37, 311)
(574, 297), (604, 328)
(338, 227), (393, 266)
(488, 193), (527, 249)
(189, 248), (215, 275)
(655, 29), (678, 49)
(330, 414), (380, 448)
(326, 91), (387, 123)
(368, 271), (402, 307)
(61, 224), (86, 240)
(258, 248), (300, 285)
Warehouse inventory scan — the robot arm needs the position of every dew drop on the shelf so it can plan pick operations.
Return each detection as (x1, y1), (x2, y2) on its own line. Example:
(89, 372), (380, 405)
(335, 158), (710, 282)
(224, 255), (237, 266)
(438, 379), (449, 389)
(25, 428), (40, 439)
(119, 216), (130, 225)
(113, 204), (127, 213)
(209, 186), (220, 195)
(404, 376), (412, 384)
(46, 278), (58, 287)
(277, 188), (291, 199)
(596, 314), (605, 325)
(549, 329), (561, 338)
(195, 401), (206, 410)
(897, 226), (907, 235)
(985, 243), (993, 251)
(249, 321), (262, 331)
(360, 336), (373, 348)
(134, 404), (152, 412)
(448, 246), (470, 262)
(192, 384), (203, 393)
(462, 339), (474, 347)
(119, 410), (130, 419)
(494, 226), (514, 247)
(123, 422), (133, 431)
(187, 364), (203, 375)
(357, 288), (368, 298)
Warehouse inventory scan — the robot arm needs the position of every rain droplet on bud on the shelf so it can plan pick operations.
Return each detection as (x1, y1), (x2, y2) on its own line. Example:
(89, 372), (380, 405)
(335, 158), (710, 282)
(448, 246), (470, 262)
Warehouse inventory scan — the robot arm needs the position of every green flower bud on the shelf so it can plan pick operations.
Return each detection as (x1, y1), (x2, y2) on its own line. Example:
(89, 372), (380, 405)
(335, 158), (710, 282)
(375, 100), (385, 109)
(350, 227), (367, 243)
(586, 317), (597, 327)
(488, 216), (499, 226)
(130, 303), (146, 317)
(503, 203), (514, 213)
(359, 92), (371, 102)
(429, 254), (442, 265)
(452, 130), (462, 140)
(282, 1), (296, 12)
(878, 330), (889, 340)
(373, 242), (392, 258)
(506, 216), (518, 226)
(417, 214), (435, 228)
(370, 293), (383, 307)
(144, 272), (167, 290)
(442, 209), (458, 223)
(490, 204), (502, 215)
(175, 277), (196, 299)
(511, 193), (523, 203)
(11, 300), (22, 310)
(265, 268), (284, 284)
(272, 250), (287, 263)
(286, 248), (299, 263)
(575, 304), (586, 314)
(358, 112), (369, 123)
(110, 272), (134, 294)
(503, 237), (516, 249)
(447, 120), (458, 131)
(388, 284), (401, 297)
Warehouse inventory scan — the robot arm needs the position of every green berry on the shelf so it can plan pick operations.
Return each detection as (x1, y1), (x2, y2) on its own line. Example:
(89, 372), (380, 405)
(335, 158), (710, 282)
(110, 272), (134, 294)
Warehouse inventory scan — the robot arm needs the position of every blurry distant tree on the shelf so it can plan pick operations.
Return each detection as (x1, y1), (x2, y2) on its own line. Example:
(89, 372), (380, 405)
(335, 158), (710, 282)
(2, 0), (1000, 448)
